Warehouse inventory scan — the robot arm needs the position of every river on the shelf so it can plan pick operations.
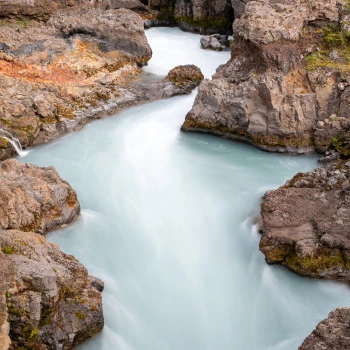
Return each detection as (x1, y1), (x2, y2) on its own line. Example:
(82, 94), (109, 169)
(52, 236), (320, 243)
(19, 27), (349, 350)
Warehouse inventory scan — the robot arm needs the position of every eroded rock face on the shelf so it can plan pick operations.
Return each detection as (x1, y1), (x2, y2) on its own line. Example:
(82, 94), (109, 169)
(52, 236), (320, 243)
(182, 0), (349, 154)
(0, 8), (153, 160)
(300, 308), (350, 349)
(149, 0), (236, 34)
(0, 230), (104, 350)
(260, 161), (350, 283)
(0, 159), (80, 234)
(0, 159), (103, 349)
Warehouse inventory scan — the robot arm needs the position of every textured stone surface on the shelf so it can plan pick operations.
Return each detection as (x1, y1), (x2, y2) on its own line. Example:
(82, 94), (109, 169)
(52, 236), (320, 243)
(182, 0), (348, 154)
(0, 0), (110, 20)
(233, 0), (338, 46)
(0, 159), (80, 234)
(300, 308), (350, 349)
(0, 230), (104, 350)
(49, 7), (152, 62)
(260, 161), (350, 283)
(0, 158), (104, 349)
(200, 34), (229, 51)
(0, 8), (153, 160)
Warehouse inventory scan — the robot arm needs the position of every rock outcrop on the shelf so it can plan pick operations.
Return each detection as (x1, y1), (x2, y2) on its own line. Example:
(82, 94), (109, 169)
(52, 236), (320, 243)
(1, 230), (104, 350)
(0, 159), (103, 349)
(200, 34), (230, 51)
(300, 307), (350, 349)
(182, 0), (350, 154)
(0, 0), (111, 20)
(260, 160), (350, 283)
(0, 8), (152, 160)
(149, 0), (241, 34)
(48, 7), (152, 63)
(0, 159), (80, 234)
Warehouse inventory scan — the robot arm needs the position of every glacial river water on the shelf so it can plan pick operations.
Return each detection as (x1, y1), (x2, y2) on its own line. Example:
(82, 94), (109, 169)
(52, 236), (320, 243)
(19, 28), (349, 349)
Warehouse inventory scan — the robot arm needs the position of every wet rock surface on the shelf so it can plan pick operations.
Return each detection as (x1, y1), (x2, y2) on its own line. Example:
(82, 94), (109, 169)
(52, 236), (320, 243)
(299, 307), (350, 350)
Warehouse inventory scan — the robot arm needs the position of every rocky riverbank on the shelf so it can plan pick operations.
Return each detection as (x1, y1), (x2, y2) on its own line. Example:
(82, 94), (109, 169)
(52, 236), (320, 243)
(0, 159), (104, 349)
(1, 0), (350, 348)
(0, 3), (206, 348)
(182, 0), (350, 155)
(0, 4), (205, 161)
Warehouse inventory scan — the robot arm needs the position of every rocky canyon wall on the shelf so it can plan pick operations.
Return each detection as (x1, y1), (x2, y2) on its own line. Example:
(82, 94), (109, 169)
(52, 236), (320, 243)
(182, 0), (350, 155)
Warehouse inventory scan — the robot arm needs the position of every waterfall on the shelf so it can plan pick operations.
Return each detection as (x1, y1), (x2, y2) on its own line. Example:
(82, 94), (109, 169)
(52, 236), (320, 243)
(0, 128), (30, 157)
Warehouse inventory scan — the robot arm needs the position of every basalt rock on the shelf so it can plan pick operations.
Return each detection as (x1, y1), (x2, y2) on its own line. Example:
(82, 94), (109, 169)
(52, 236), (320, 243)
(0, 159), (80, 234)
(0, 230), (104, 350)
(260, 160), (350, 283)
(0, 8), (153, 160)
(300, 307), (350, 349)
(48, 7), (152, 63)
(182, 0), (350, 155)
(149, 0), (235, 34)
(200, 34), (230, 51)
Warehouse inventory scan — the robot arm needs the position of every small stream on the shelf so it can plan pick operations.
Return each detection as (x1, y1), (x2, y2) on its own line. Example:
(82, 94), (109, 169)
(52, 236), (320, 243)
(19, 27), (349, 350)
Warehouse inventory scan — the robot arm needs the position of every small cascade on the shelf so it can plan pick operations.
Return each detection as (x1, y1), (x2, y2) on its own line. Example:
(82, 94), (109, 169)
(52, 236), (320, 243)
(0, 128), (30, 157)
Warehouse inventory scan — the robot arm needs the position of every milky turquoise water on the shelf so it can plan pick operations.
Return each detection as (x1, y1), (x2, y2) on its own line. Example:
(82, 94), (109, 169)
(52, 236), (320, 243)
(19, 28), (349, 350)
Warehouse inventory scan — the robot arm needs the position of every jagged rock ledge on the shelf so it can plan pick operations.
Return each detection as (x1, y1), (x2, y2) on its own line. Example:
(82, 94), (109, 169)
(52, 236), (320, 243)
(0, 5), (204, 161)
(182, 0), (350, 155)
(0, 159), (103, 350)
(299, 307), (350, 349)
(260, 160), (350, 283)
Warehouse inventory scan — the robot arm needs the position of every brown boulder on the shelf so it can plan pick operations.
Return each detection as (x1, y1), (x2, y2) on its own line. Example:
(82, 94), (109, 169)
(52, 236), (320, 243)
(0, 159), (80, 234)
(48, 7), (152, 63)
(259, 161), (350, 283)
(300, 308), (350, 350)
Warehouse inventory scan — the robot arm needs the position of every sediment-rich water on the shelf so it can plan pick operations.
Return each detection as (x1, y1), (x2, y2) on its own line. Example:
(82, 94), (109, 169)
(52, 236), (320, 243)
(19, 28), (349, 350)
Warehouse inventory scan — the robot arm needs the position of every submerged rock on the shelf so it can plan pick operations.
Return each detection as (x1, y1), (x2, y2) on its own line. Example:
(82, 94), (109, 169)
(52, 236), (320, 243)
(0, 159), (103, 349)
(300, 308), (350, 349)
(260, 160), (350, 283)
(200, 34), (229, 51)
(0, 159), (80, 234)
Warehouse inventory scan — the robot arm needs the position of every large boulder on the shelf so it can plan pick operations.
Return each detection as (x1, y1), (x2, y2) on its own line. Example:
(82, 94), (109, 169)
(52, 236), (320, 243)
(259, 160), (350, 283)
(182, 0), (347, 154)
(0, 159), (80, 234)
(300, 308), (350, 349)
(0, 230), (104, 350)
